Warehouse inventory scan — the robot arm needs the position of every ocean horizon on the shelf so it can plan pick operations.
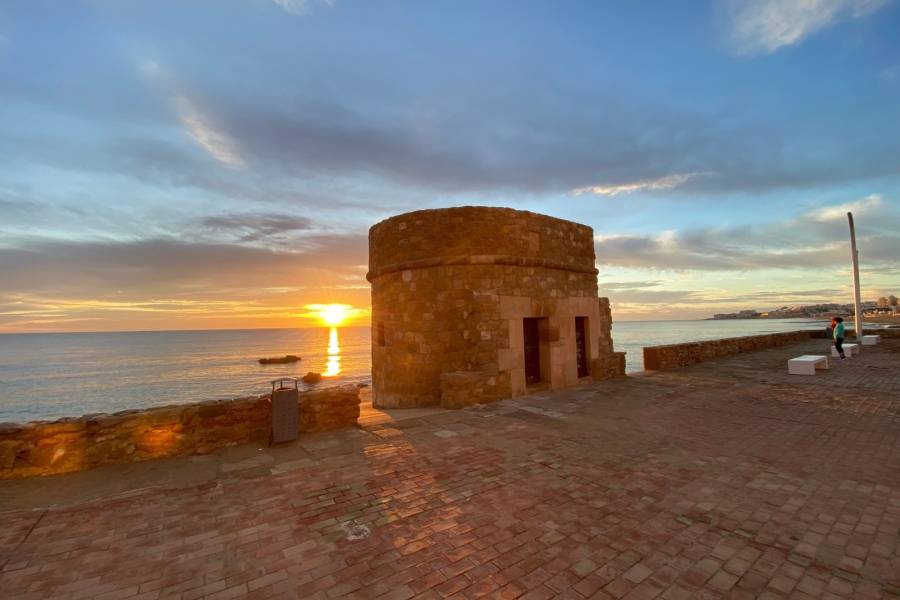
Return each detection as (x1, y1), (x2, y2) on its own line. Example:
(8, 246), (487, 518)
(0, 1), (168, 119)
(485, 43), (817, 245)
(0, 318), (829, 423)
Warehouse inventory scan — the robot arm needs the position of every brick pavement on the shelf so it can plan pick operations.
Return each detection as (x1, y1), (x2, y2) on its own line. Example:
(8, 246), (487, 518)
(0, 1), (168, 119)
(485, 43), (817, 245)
(1, 338), (898, 599)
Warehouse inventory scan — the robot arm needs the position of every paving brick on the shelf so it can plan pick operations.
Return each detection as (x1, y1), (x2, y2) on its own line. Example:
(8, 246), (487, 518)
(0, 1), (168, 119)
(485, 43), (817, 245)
(2, 339), (900, 600)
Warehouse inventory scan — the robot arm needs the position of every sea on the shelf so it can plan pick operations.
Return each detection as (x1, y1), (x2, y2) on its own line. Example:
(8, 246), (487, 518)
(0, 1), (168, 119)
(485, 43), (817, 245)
(0, 319), (829, 423)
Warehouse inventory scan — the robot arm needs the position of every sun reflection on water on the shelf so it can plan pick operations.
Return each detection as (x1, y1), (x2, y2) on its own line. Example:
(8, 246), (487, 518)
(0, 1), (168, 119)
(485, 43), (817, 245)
(324, 327), (341, 376)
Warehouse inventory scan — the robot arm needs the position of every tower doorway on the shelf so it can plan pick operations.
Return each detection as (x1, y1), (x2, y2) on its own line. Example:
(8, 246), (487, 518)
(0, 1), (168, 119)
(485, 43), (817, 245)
(523, 317), (547, 385)
(575, 316), (589, 378)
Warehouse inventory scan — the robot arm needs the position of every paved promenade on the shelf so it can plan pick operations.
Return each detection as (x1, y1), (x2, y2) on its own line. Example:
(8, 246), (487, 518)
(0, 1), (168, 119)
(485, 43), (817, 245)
(2, 338), (899, 599)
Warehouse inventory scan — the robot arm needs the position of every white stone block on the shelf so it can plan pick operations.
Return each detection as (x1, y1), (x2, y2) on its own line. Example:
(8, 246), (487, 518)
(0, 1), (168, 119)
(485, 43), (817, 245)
(788, 355), (829, 375)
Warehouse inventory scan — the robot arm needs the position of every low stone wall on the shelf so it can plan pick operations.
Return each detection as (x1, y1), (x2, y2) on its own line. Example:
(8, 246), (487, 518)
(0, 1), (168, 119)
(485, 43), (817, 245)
(643, 331), (818, 371)
(0, 385), (361, 479)
(643, 328), (899, 371)
(591, 351), (627, 380)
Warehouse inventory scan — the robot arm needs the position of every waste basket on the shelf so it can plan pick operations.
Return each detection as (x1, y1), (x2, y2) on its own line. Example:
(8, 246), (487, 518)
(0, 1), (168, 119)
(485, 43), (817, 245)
(270, 378), (299, 444)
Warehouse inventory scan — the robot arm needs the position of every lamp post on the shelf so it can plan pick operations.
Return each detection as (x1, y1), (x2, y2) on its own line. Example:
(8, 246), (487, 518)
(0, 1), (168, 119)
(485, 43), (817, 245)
(848, 212), (863, 341)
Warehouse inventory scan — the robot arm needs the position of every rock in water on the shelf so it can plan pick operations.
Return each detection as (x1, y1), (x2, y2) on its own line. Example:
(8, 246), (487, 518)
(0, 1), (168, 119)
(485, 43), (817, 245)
(302, 372), (323, 384)
(258, 355), (301, 365)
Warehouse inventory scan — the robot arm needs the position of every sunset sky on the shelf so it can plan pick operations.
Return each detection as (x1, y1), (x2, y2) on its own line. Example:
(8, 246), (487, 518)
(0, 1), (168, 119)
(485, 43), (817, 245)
(2, 0), (900, 332)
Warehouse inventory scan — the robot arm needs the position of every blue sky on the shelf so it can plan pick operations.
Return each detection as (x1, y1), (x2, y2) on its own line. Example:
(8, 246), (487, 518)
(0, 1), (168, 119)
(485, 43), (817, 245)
(1, 0), (899, 331)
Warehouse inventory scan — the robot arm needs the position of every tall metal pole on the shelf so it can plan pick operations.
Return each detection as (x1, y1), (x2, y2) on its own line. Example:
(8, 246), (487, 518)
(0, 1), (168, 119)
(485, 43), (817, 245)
(848, 212), (863, 341)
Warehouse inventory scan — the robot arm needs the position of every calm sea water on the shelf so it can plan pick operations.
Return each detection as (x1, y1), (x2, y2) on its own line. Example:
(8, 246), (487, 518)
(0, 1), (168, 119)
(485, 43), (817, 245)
(0, 319), (826, 422)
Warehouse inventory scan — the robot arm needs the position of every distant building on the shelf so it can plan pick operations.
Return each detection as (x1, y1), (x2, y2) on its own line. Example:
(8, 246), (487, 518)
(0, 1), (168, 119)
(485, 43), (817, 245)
(713, 310), (760, 320)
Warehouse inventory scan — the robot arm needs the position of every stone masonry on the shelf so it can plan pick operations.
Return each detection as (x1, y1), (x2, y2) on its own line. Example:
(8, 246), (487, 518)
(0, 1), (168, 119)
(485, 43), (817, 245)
(367, 206), (625, 409)
(644, 328), (900, 371)
(0, 385), (362, 479)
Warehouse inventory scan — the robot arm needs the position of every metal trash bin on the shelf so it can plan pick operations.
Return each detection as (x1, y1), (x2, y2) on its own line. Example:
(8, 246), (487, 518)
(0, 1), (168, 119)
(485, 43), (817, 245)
(270, 378), (299, 444)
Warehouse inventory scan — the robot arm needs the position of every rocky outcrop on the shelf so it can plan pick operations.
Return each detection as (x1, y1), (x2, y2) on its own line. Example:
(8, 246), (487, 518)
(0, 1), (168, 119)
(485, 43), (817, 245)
(301, 372), (323, 384)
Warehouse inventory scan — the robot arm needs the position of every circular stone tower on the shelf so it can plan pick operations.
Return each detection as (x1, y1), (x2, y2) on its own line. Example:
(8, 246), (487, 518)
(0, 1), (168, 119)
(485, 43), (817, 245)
(367, 206), (623, 409)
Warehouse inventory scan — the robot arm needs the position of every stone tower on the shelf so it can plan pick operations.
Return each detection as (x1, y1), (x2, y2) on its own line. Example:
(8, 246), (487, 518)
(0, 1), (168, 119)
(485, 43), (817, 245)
(367, 206), (625, 409)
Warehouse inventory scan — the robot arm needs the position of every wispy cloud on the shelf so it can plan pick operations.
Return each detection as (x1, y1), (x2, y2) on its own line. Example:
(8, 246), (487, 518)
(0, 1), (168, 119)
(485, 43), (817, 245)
(595, 194), (900, 271)
(140, 60), (245, 168)
(571, 172), (710, 196)
(0, 235), (369, 332)
(724, 0), (889, 56)
(270, 0), (334, 16)
(880, 64), (900, 83)
(813, 193), (882, 221)
(599, 280), (665, 291)
(199, 213), (315, 244)
(171, 94), (244, 168)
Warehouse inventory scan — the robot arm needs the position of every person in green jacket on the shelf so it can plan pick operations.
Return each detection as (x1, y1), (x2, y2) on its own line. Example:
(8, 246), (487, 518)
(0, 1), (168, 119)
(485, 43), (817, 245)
(832, 317), (846, 359)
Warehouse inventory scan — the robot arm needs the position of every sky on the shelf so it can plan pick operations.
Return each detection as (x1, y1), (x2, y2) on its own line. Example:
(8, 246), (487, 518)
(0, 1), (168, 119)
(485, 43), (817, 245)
(1, 0), (899, 332)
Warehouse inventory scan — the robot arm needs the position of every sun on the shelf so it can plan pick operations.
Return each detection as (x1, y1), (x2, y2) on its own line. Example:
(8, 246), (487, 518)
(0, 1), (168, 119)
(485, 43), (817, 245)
(303, 303), (364, 327)
(319, 304), (350, 326)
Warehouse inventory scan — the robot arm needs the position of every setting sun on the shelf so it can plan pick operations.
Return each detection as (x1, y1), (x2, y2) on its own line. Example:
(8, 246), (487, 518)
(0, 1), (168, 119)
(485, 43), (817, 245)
(300, 303), (367, 328)
(319, 304), (350, 326)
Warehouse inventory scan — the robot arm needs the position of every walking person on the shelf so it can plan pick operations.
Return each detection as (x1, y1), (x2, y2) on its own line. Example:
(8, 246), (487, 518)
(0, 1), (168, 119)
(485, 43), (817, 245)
(833, 316), (846, 359)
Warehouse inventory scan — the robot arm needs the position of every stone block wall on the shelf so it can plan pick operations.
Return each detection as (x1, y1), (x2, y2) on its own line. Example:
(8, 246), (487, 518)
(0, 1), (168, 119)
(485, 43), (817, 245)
(592, 352), (627, 380)
(439, 371), (507, 409)
(368, 206), (625, 409)
(643, 327), (900, 372)
(299, 386), (362, 433)
(0, 385), (361, 479)
(644, 330), (825, 371)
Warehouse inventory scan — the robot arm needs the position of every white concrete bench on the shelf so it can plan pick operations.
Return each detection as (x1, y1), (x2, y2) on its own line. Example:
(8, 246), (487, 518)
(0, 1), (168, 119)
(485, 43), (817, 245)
(862, 334), (881, 346)
(788, 355), (830, 375)
(831, 343), (859, 357)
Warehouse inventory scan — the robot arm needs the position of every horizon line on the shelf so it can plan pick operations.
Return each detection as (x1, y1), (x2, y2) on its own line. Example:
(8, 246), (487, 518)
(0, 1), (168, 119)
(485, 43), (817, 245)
(0, 316), (831, 336)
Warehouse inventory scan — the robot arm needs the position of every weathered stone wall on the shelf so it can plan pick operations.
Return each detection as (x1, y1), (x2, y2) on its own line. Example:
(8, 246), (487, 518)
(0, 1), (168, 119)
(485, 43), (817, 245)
(643, 331), (816, 371)
(0, 385), (361, 479)
(643, 327), (900, 371)
(368, 206), (624, 409)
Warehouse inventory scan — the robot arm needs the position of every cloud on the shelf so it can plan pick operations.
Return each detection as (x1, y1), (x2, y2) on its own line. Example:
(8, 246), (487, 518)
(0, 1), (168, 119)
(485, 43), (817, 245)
(270, 0), (334, 16)
(199, 213), (316, 243)
(172, 94), (244, 168)
(211, 97), (726, 195)
(0, 232), (371, 331)
(200, 89), (900, 197)
(571, 172), (712, 196)
(727, 288), (846, 302)
(595, 195), (900, 271)
(601, 288), (705, 304)
(140, 60), (244, 168)
(6, 66), (900, 200)
(0, 235), (367, 299)
(724, 0), (890, 56)
(812, 193), (882, 221)
(604, 284), (857, 319)
(598, 280), (664, 291)
(881, 64), (900, 83)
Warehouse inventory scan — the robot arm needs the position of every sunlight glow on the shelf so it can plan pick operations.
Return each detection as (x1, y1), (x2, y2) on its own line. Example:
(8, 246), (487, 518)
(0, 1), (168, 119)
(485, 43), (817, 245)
(324, 327), (341, 376)
(318, 304), (351, 326)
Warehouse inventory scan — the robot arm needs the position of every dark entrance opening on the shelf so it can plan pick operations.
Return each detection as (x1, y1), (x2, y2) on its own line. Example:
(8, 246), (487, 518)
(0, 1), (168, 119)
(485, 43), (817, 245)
(523, 317), (544, 385)
(575, 316), (589, 378)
